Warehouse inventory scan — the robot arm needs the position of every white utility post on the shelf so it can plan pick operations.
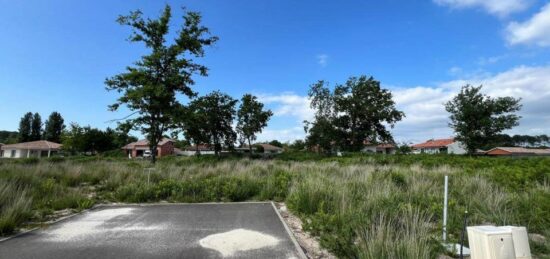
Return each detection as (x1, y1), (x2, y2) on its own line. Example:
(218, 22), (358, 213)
(443, 175), (449, 243)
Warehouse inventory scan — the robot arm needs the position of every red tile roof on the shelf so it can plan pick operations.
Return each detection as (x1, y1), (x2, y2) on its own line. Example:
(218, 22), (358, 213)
(486, 147), (550, 155)
(1, 140), (62, 150)
(412, 138), (455, 149)
(122, 138), (174, 149)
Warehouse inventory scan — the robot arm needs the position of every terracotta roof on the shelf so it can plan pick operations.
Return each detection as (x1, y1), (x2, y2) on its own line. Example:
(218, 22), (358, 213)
(412, 138), (455, 149)
(122, 138), (174, 149)
(1, 140), (62, 150)
(364, 142), (396, 149)
(487, 147), (550, 155)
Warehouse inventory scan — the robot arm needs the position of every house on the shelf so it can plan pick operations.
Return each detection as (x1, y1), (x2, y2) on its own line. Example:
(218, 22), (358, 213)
(122, 138), (175, 158)
(239, 143), (284, 154)
(362, 142), (397, 154)
(1, 140), (62, 158)
(411, 138), (466, 154)
(179, 144), (216, 156)
(484, 147), (550, 156)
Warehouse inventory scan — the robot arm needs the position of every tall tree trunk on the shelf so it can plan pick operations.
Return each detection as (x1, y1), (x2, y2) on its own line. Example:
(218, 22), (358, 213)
(248, 137), (252, 154)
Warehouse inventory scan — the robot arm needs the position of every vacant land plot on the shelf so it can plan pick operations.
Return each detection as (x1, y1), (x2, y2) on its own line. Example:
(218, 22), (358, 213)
(0, 203), (304, 259)
(0, 154), (549, 258)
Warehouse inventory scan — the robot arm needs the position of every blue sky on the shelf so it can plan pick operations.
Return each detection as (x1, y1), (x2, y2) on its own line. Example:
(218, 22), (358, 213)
(1, 0), (550, 143)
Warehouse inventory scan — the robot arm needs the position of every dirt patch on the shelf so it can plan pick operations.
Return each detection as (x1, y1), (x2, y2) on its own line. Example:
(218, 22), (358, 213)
(275, 202), (336, 259)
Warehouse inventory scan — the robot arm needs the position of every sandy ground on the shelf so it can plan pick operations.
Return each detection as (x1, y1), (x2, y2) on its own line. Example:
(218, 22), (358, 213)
(275, 202), (336, 259)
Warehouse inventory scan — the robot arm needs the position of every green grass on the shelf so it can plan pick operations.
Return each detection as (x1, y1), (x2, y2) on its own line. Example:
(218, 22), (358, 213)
(0, 154), (548, 258)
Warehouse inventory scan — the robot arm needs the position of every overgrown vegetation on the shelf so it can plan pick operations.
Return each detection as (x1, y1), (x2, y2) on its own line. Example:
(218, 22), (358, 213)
(0, 154), (548, 258)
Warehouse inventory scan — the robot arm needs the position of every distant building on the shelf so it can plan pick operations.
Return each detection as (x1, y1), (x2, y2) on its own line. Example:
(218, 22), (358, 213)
(179, 144), (216, 156)
(362, 142), (396, 154)
(238, 143), (284, 154)
(0, 143), (4, 157)
(122, 138), (175, 158)
(483, 147), (550, 156)
(411, 138), (466, 154)
(1, 140), (62, 158)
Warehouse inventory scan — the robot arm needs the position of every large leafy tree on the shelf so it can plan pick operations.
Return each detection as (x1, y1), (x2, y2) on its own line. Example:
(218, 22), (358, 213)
(44, 112), (65, 143)
(445, 85), (522, 154)
(304, 81), (339, 153)
(304, 76), (404, 152)
(105, 5), (217, 163)
(174, 105), (210, 154)
(18, 112), (33, 142)
(30, 113), (42, 141)
(236, 94), (273, 153)
(188, 91), (237, 156)
(333, 76), (404, 151)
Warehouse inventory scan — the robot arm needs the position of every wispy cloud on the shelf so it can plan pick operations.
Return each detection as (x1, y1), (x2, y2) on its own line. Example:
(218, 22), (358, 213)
(506, 3), (550, 46)
(257, 65), (550, 143)
(433, 0), (530, 17)
(316, 54), (329, 67)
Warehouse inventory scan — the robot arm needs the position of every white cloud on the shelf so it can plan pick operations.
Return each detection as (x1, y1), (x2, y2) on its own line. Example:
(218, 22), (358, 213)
(392, 65), (550, 142)
(258, 92), (313, 122)
(257, 66), (550, 143)
(257, 127), (306, 142)
(506, 3), (550, 46)
(316, 54), (328, 67)
(434, 0), (530, 17)
(448, 66), (463, 76)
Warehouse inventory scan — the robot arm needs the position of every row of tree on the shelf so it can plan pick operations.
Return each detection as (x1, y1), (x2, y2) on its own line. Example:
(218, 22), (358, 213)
(106, 5), (273, 162)
(18, 112), (65, 143)
(61, 123), (137, 154)
(104, 4), (527, 162)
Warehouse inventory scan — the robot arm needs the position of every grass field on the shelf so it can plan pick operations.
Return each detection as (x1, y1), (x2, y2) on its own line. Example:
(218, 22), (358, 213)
(0, 153), (549, 258)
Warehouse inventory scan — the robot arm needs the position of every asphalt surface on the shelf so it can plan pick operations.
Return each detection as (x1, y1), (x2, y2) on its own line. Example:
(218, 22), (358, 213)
(0, 203), (304, 259)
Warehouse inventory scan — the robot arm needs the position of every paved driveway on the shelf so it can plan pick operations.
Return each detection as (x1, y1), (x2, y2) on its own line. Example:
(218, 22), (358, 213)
(0, 202), (304, 259)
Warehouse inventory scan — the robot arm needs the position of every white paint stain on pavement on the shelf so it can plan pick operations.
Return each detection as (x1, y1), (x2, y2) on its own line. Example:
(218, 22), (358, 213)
(199, 228), (280, 257)
(46, 208), (164, 242)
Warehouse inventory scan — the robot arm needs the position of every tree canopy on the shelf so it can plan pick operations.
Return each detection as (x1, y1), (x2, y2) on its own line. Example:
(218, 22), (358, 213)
(305, 76), (404, 152)
(187, 91), (237, 156)
(445, 85), (522, 154)
(105, 5), (217, 163)
(236, 94), (273, 152)
(44, 112), (65, 143)
(18, 112), (33, 142)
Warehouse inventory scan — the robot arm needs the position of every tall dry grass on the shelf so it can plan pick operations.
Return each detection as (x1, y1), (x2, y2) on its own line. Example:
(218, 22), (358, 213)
(0, 156), (548, 257)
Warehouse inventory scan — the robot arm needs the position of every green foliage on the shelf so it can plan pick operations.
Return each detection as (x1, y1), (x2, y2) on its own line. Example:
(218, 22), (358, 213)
(106, 4), (217, 163)
(446, 85), (522, 153)
(186, 91), (238, 156)
(43, 112), (65, 143)
(30, 113), (42, 141)
(236, 94), (273, 152)
(61, 123), (136, 154)
(17, 112), (33, 142)
(305, 76), (404, 152)
(0, 130), (18, 144)
(0, 155), (548, 258)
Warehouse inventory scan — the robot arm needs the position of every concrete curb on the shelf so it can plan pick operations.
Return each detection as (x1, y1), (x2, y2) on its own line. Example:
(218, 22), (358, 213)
(271, 202), (308, 259)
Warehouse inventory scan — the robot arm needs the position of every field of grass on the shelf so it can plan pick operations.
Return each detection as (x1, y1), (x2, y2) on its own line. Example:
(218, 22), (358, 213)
(0, 154), (549, 258)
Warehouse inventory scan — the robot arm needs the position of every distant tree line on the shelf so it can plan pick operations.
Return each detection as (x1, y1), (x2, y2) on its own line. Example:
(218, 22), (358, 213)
(61, 123), (137, 154)
(0, 131), (18, 144)
(12, 112), (137, 155)
(17, 111), (65, 143)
